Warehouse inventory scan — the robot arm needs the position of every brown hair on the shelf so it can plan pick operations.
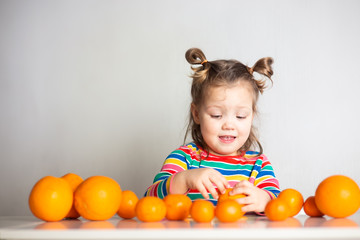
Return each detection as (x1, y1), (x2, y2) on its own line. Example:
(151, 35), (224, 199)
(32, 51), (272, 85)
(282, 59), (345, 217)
(184, 48), (273, 155)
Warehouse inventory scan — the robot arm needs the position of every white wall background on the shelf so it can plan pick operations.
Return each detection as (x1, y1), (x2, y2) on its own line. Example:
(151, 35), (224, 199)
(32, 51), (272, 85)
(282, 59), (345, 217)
(1, 0), (360, 216)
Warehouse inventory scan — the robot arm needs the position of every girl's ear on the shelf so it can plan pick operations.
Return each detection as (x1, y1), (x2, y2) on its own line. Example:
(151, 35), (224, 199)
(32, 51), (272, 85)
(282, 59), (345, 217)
(191, 103), (200, 124)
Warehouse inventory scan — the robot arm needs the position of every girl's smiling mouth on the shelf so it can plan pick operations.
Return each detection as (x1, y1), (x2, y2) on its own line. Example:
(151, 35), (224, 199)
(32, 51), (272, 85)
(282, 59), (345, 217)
(219, 135), (236, 143)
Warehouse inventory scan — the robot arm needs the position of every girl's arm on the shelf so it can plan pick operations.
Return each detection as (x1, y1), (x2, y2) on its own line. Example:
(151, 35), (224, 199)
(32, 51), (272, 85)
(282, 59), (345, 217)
(170, 168), (229, 200)
(144, 150), (189, 198)
(145, 148), (229, 199)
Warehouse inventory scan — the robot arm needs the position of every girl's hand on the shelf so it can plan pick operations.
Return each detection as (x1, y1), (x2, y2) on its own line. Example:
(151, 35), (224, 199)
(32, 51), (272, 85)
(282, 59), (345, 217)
(230, 180), (271, 213)
(173, 168), (229, 200)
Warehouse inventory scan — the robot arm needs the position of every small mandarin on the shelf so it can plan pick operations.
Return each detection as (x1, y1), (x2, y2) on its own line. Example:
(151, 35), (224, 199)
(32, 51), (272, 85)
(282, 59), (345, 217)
(303, 196), (324, 217)
(278, 188), (304, 217)
(265, 198), (289, 221)
(218, 188), (246, 203)
(163, 194), (192, 221)
(215, 199), (245, 223)
(190, 200), (214, 223)
(117, 190), (139, 219)
(135, 196), (167, 222)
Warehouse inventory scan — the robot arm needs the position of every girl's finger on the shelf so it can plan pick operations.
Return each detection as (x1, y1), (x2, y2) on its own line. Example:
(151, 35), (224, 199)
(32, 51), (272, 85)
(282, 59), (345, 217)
(233, 180), (251, 188)
(215, 177), (229, 195)
(230, 182), (253, 196)
(230, 186), (249, 196)
(232, 180), (243, 188)
(241, 204), (254, 213)
(203, 179), (219, 199)
(197, 183), (210, 200)
(236, 196), (252, 205)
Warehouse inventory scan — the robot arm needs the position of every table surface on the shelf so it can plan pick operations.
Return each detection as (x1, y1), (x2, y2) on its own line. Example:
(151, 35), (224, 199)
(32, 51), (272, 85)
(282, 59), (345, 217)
(1, 213), (360, 240)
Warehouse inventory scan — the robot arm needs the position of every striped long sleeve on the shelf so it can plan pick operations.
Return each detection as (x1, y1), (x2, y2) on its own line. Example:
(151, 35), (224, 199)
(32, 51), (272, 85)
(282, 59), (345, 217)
(144, 148), (191, 198)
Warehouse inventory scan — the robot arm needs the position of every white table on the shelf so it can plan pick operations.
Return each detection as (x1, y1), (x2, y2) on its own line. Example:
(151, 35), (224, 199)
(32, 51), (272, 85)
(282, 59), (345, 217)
(1, 213), (360, 240)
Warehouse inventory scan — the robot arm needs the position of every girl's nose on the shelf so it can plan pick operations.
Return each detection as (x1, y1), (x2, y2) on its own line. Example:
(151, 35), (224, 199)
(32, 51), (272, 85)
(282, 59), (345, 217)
(222, 119), (235, 130)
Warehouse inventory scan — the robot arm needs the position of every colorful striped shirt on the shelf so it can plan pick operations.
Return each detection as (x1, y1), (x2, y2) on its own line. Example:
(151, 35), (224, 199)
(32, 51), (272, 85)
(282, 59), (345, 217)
(144, 142), (280, 205)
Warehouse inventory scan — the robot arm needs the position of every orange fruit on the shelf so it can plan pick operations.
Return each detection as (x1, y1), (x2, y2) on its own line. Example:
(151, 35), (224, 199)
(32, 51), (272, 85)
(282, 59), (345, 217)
(190, 200), (214, 223)
(315, 175), (360, 218)
(215, 199), (245, 223)
(135, 196), (167, 222)
(163, 194), (192, 221)
(29, 176), (73, 222)
(278, 188), (304, 217)
(218, 188), (246, 203)
(303, 196), (324, 217)
(117, 190), (139, 219)
(61, 173), (83, 219)
(265, 198), (289, 221)
(74, 176), (122, 221)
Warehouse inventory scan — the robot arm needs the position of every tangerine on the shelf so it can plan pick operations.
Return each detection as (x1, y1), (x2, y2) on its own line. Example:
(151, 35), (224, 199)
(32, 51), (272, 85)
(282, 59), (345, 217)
(315, 175), (360, 218)
(117, 190), (139, 219)
(74, 176), (122, 221)
(303, 196), (324, 217)
(163, 194), (192, 221)
(278, 188), (304, 217)
(218, 188), (246, 203)
(190, 200), (214, 223)
(29, 176), (73, 222)
(61, 173), (83, 219)
(215, 199), (245, 223)
(135, 196), (167, 222)
(265, 198), (289, 221)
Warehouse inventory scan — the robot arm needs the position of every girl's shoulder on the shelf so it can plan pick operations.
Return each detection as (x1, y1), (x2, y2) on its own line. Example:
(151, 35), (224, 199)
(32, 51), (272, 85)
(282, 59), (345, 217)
(179, 142), (200, 151)
(243, 151), (269, 161)
(177, 142), (202, 156)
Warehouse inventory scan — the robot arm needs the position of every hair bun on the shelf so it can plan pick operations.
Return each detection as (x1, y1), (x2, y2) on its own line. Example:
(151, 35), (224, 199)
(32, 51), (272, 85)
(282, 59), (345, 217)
(251, 57), (274, 93)
(252, 57), (273, 79)
(185, 48), (207, 65)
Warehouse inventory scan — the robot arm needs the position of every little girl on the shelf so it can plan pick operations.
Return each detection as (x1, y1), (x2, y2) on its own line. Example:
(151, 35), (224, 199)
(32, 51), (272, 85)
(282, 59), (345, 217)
(145, 48), (280, 213)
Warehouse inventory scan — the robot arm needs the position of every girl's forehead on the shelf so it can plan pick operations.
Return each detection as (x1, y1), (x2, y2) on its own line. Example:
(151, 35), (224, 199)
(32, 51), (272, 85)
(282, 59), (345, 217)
(204, 82), (254, 102)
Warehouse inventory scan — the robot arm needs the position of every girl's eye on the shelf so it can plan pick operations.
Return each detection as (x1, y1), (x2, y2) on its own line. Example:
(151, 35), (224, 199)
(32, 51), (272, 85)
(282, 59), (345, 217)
(211, 115), (222, 119)
(237, 116), (246, 119)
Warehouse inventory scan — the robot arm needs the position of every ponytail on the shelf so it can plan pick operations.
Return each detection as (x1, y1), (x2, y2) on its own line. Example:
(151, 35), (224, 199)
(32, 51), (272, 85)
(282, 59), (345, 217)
(185, 48), (211, 85)
(248, 57), (274, 93)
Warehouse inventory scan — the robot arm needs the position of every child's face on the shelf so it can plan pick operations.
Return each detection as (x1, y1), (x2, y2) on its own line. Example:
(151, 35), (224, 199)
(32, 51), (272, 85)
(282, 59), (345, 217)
(192, 82), (254, 156)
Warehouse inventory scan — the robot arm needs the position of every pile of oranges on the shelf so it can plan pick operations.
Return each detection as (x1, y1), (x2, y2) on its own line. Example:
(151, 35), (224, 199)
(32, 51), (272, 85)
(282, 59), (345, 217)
(29, 174), (122, 222)
(265, 175), (360, 221)
(28, 173), (245, 223)
(29, 174), (360, 223)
